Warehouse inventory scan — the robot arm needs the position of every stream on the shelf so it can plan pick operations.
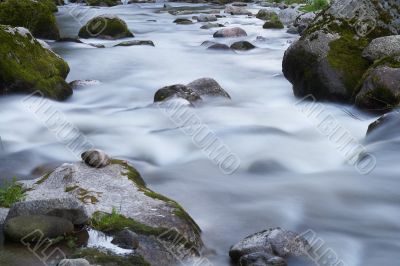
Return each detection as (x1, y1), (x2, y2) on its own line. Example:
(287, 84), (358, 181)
(0, 2), (400, 266)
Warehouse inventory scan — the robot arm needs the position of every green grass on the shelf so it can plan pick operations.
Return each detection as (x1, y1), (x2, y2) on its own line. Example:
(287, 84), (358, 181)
(0, 177), (25, 208)
(300, 0), (330, 12)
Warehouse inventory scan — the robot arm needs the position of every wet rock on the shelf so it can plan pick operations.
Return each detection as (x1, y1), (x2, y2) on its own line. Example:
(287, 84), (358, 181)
(4, 215), (74, 242)
(6, 197), (90, 225)
(367, 112), (400, 135)
(232, 2), (247, 6)
(18, 158), (203, 265)
(0, 0), (60, 40)
(111, 229), (140, 249)
(0, 25), (71, 100)
(81, 149), (111, 168)
(230, 41), (255, 51)
(196, 14), (218, 22)
(278, 7), (301, 25)
(263, 15), (284, 29)
(355, 64), (400, 112)
(114, 40), (155, 47)
(286, 26), (299, 34)
(85, 0), (122, 6)
(69, 80), (101, 89)
(58, 258), (92, 266)
(362, 35), (400, 62)
(173, 18), (193, 24)
(88, 43), (106, 48)
(224, 6), (252, 16)
(154, 78), (231, 103)
(240, 252), (287, 266)
(201, 23), (225, 29)
(229, 228), (309, 262)
(79, 15), (133, 40)
(293, 12), (316, 35)
(213, 27), (247, 38)
(282, 0), (400, 104)
(208, 43), (231, 50)
(256, 9), (277, 21)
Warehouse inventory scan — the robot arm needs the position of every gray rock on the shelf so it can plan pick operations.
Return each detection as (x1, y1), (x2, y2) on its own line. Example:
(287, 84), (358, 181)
(355, 65), (400, 112)
(200, 23), (225, 29)
(6, 197), (90, 225)
(293, 12), (316, 35)
(286, 26), (299, 34)
(283, 0), (400, 104)
(187, 78), (231, 99)
(173, 18), (193, 24)
(154, 84), (201, 103)
(256, 9), (277, 21)
(81, 149), (110, 168)
(232, 2), (247, 7)
(213, 27), (247, 38)
(4, 215), (74, 242)
(208, 43), (231, 50)
(111, 229), (139, 249)
(224, 6), (252, 16)
(229, 228), (309, 262)
(196, 14), (217, 22)
(362, 35), (400, 62)
(230, 41), (256, 51)
(70, 80), (101, 89)
(114, 40), (155, 47)
(0, 207), (9, 225)
(239, 252), (287, 266)
(367, 112), (400, 135)
(58, 258), (92, 266)
(278, 7), (301, 25)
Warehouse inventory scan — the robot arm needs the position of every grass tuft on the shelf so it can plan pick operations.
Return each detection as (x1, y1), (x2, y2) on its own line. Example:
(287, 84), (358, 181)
(0, 177), (25, 208)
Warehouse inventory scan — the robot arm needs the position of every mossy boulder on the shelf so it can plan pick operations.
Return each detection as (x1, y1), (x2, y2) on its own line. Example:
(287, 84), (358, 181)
(355, 56), (400, 112)
(79, 15), (133, 40)
(0, 25), (72, 100)
(0, 0), (60, 40)
(256, 9), (277, 21)
(262, 15), (284, 29)
(282, 0), (400, 103)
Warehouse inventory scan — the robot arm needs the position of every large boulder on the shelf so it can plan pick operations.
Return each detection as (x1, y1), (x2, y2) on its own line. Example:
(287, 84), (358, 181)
(79, 15), (133, 40)
(17, 152), (203, 265)
(0, 25), (72, 100)
(355, 56), (400, 112)
(0, 0), (60, 40)
(229, 228), (309, 265)
(282, 0), (400, 104)
(154, 78), (231, 103)
(4, 215), (74, 242)
(6, 197), (90, 225)
(362, 35), (400, 62)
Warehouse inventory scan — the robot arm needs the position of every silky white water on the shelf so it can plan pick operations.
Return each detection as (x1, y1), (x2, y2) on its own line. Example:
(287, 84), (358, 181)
(0, 3), (399, 266)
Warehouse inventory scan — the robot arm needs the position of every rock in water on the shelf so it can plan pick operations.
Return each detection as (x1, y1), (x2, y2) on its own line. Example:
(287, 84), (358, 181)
(282, 0), (400, 104)
(229, 228), (309, 264)
(111, 229), (140, 249)
(81, 149), (110, 168)
(362, 35), (400, 62)
(114, 40), (155, 47)
(367, 112), (400, 135)
(208, 43), (231, 50)
(85, 0), (122, 6)
(17, 159), (203, 265)
(0, 0), (60, 40)
(187, 78), (231, 99)
(78, 15), (133, 40)
(230, 41), (256, 51)
(213, 27), (247, 38)
(58, 259), (92, 266)
(4, 215), (74, 242)
(0, 25), (71, 100)
(224, 6), (252, 16)
(173, 18), (193, 25)
(154, 84), (201, 103)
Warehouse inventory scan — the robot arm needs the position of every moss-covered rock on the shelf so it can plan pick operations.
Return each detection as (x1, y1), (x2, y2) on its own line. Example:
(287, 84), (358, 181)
(262, 14), (284, 29)
(85, 0), (122, 6)
(0, 25), (72, 100)
(282, 0), (400, 104)
(256, 9), (277, 21)
(79, 15), (133, 40)
(0, 0), (60, 40)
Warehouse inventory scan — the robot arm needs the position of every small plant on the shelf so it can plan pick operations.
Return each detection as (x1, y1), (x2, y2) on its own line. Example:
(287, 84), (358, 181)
(0, 177), (25, 208)
(301, 0), (330, 12)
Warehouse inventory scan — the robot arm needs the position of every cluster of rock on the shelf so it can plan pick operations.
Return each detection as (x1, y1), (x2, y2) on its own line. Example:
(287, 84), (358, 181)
(282, 0), (400, 113)
(1, 149), (203, 265)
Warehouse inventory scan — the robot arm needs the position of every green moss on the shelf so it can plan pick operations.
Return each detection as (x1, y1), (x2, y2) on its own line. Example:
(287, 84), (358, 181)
(110, 159), (146, 188)
(65, 185), (79, 193)
(73, 248), (150, 266)
(0, 0), (60, 40)
(0, 177), (25, 208)
(79, 16), (133, 39)
(327, 31), (371, 97)
(0, 25), (72, 100)
(35, 172), (51, 185)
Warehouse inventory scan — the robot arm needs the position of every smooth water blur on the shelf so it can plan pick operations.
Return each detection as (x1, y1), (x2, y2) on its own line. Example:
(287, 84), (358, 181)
(0, 3), (399, 266)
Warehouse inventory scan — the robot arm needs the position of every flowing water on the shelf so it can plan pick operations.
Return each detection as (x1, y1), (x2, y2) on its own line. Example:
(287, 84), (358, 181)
(0, 3), (400, 266)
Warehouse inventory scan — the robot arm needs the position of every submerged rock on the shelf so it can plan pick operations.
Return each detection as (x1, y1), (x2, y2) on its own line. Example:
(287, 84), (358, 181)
(114, 40), (155, 47)
(230, 41), (255, 50)
(79, 15), (133, 40)
(229, 228), (309, 265)
(0, 0), (60, 40)
(154, 78), (231, 103)
(208, 43), (231, 50)
(173, 18), (193, 25)
(0, 25), (71, 100)
(282, 0), (400, 105)
(200, 23), (225, 29)
(111, 229), (140, 249)
(4, 215), (74, 242)
(213, 27), (247, 38)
